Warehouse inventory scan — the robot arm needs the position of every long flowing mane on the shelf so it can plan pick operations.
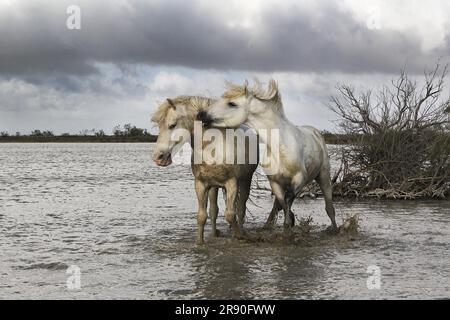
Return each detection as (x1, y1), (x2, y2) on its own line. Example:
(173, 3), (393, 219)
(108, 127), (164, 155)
(151, 95), (215, 124)
(223, 79), (285, 117)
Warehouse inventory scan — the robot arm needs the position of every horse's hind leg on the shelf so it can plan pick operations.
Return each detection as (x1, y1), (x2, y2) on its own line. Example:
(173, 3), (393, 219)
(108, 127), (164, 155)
(208, 187), (220, 237)
(316, 170), (338, 231)
(236, 180), (251, 231)
(263, 198), (281, 229)
(195, 180), (209, 245)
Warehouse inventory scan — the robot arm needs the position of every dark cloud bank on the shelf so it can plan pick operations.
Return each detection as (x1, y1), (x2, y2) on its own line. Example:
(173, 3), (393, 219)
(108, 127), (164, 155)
(0, 0), (447, 79)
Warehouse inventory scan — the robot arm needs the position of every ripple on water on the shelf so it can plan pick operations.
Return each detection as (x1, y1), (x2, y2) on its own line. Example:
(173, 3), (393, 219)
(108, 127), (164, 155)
(16, 262), (69, 271)
(0, 143), (449, 299)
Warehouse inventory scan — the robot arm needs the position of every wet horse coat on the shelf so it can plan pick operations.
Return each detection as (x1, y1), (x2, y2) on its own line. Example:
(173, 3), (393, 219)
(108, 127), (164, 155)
(199, 80), (338, 235)
(152, 96), (258, 244)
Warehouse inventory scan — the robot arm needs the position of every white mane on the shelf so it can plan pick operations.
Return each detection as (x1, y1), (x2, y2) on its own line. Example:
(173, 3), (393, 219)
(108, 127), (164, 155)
(222, 79), (285, 117)
(151, 96), (215, 124)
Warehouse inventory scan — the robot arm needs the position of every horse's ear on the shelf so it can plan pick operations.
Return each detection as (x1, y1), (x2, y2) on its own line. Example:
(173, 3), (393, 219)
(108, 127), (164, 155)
(243, 79), (249, 97)
(166, 98), (176, 109)
(267, 79), (279, 100)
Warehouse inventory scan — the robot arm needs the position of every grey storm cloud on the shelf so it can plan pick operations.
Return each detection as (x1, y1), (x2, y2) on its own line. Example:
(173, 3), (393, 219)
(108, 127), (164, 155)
(0, 0), (447, 78)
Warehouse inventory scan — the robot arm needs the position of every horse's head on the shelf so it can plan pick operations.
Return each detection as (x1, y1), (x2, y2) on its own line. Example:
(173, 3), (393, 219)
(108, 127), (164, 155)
(198, 79), (281, 129)
(151, 98), (191, 166)
(198, 81), (251, 129)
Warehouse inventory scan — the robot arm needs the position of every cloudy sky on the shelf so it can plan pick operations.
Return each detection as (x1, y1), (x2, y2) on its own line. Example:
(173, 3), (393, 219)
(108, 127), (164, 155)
(1, 0), (449, 134)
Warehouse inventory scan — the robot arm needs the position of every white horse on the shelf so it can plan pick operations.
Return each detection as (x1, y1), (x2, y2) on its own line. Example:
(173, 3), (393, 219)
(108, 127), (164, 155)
(152, 96), (258, 244)
(198, 80), (338, 236)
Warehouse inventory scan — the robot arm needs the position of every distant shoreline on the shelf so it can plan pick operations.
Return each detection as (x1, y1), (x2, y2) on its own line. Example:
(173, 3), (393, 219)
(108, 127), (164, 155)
(0, 135), (158, 143)
(0, 133), (351, 144)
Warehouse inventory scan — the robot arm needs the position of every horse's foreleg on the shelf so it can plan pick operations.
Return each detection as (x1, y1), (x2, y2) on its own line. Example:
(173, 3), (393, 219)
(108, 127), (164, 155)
(208, 187), (220, 237)
(195, 180), (209, 245)
(316, 170), (338, 231)
(224, 179), (241, 238)
(284, 173), (306, 231)
(283, 187), (296, 232)
(269, 181), (293, 235)
(263, 198), (281, 229)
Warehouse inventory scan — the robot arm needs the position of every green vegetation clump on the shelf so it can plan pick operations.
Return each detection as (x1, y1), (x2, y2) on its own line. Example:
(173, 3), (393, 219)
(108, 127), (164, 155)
(0, 124), (157, 143)
(113, 124), (152, 137)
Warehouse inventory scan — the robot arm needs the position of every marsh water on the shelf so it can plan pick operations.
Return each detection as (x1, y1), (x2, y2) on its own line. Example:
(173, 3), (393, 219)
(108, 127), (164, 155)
(0, 143), (449, 299)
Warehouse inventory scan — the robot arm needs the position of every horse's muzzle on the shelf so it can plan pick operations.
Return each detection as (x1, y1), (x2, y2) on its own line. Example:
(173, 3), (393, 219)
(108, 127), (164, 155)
(197, 111), (214, 127)
(154, 152), (172, 166)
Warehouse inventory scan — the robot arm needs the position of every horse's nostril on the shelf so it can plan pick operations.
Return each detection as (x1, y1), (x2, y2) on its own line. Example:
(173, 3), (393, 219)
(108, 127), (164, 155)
(197, 111), (207, 121)
(157, 153), (164, 160)
(197, 111), (213, 126)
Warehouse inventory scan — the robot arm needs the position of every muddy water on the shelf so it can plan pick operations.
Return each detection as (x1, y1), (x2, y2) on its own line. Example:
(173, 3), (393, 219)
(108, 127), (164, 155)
(0, 143), (448, 299)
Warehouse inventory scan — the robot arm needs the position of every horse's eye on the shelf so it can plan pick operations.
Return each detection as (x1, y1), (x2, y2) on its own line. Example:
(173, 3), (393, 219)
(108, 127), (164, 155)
(168, 123), (177, 130)
(228, 102), (238, 108)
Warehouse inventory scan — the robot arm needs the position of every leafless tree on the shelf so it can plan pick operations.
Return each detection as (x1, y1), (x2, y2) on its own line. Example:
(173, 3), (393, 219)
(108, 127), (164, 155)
(329, 63), (450, 199)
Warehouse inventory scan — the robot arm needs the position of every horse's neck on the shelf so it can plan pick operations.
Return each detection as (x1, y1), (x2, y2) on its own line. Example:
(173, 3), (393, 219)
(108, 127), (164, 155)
(247, 108), (296, 147)
(180, 101), (202, 133)
(184, 106), (198, 125)
(184, 97), (212, 125)
(183, 95), (216, 133)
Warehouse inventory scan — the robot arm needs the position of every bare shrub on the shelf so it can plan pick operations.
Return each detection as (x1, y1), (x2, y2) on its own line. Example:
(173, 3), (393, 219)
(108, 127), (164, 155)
(329, 63), (450, 199)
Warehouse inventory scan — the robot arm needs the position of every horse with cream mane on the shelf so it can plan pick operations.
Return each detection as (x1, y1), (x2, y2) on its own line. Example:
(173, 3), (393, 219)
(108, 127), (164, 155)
(152, 96), (259, 244)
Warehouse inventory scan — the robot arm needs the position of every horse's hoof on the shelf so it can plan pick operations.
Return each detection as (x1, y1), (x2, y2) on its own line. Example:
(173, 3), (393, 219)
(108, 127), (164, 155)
(233, 229), (248, 240)
(210, 229), (221, 237)
(241, 229), (250, 238)
(326, 225), (339, 234)
(282, 234), (294, 244)
(282, 228), (295, 243)
(289, 213), (295, 227)
(233, 233), (244, 240)
(263, 221), (275, 230)
(196, 239), (205, 246)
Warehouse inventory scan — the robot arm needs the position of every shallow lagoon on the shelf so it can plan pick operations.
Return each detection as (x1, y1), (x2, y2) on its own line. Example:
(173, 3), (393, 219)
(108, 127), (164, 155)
(0, 143), (448, 299)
